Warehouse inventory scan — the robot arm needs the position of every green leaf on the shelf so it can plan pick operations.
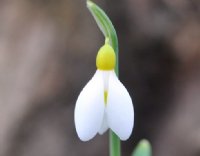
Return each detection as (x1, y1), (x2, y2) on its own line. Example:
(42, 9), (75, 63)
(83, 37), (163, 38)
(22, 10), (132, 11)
(132, 139), (152, 156)
(86, 0), (119, 75)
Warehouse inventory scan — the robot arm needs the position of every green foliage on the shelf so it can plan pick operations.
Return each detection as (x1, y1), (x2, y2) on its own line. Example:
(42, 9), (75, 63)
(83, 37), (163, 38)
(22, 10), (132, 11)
(132, 139), (152, 156)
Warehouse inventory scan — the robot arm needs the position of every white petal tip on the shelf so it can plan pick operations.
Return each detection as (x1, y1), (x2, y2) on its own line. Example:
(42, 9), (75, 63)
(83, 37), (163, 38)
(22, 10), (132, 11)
(119, 133), (132, 141)
(77, 134), (94, 142)
(98, 130), (107, 135)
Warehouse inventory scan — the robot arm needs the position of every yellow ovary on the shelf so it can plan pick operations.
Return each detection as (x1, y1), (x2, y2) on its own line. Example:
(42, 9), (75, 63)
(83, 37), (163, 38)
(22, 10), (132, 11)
(96, 44), (116, 70)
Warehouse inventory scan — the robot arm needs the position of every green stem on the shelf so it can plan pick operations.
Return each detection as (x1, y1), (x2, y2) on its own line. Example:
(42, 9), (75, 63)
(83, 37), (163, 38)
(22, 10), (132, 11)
(109, 31), (120, 156)
(110, 131), (121, 156)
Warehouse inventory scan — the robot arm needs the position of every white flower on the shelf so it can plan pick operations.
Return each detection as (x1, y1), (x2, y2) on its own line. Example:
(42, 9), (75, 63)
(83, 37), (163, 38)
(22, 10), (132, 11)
(74, 43), (134, 141)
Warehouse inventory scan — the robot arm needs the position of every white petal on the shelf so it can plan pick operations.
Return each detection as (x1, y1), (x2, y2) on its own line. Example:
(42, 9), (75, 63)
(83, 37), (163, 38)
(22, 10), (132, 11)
(74, 70), (105, 141)
(102, 71), (110, 91)
(98, 111), (109, 135)
(106, 71), (134, 140)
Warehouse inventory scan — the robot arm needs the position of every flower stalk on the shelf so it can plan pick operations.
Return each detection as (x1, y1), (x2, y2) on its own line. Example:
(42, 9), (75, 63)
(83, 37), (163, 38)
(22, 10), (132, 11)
(110, 131), (121, 156)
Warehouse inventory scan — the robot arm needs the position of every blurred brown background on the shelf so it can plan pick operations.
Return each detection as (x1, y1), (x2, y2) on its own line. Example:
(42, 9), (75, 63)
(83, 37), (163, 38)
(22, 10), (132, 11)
(0, 0), (200, 156)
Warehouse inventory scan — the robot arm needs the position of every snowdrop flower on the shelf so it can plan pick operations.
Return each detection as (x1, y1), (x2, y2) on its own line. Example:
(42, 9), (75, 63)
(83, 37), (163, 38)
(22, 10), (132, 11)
(74, 43), (134, 141)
